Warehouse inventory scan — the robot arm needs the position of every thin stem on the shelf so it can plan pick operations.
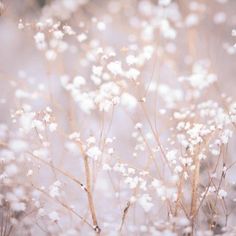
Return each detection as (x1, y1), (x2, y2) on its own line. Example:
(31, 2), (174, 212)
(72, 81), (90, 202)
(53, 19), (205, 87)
(190, 154), (200, 234)
(82, 154), (101, 234)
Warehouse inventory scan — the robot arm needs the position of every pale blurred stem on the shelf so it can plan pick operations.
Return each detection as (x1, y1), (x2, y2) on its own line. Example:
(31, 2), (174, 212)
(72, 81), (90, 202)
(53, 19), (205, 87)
(178, 1), (199, 233)
(174, 172), (184, 217)
(210, 147), (228, 226)
(4, 139), (100, 233)
(76, 137), (100, 234)
(119, 201), (131, 232)
(140, 102), (172, 171)
(32, 185), (95, 231)
(82, 154), (101, 234)
(28, 151), (87, 190)
(190, 155), (200, 234)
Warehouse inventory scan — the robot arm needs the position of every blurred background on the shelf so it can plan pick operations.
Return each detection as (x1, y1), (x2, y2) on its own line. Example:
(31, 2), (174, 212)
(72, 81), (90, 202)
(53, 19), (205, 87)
(0, 0), (236, 235)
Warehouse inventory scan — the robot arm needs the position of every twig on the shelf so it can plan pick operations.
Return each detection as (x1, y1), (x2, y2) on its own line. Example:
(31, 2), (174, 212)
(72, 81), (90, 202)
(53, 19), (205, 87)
(119, 201), (131, 232)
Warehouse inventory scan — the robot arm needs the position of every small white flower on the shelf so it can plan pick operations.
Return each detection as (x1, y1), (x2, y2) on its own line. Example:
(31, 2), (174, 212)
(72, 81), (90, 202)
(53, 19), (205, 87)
(121, 93), (137, 109)
(185, 14), (199, 27)
(159, 0), (172, 6)
(97, 21), (106, 31)
(45, 50), (57, 61)
(11, 202), (26, 212)
(86, 136), (96, 144)
(126, 55), (137, 65)
(107, 61), (123, 75)
(69, 132), (80, 141)
(73, 76), (86, 87)
(53, 30), (64, 40)
(49, 181), (61, 198)
(135, 122), (143, 129)
(166, 150), (178, 162)
(26, 169), (33, 176)
(138, 194), (153, 212)
(48, 211), (60, 221)
(77, 33), (87, 42)
(86, 146), (102, 160)
(18, 20), (24, 30)
(232, 29), (236, 37)
(9, 139), (28, 153)
(49, 123), (58, 132)
(103, 164), (111, 171)
(92, 66), (103, 76)
(125, 68), (140, 80)
(5, 164), (18, 176)
(218, 189), (227, 198)
(214, 12), (226, 24)
(125, 176), (139, 189)
(63, 25), (75, 35)
(34, 32), (46, 50)
(34, 32), (45, 44)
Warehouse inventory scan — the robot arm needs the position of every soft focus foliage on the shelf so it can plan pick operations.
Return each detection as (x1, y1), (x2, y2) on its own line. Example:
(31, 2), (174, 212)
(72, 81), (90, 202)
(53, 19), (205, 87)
(0, 0), (236, 235)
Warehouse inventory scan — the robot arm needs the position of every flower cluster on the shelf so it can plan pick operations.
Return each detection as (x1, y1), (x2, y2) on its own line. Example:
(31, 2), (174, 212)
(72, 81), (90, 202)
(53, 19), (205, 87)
(1, 0), (236, 235)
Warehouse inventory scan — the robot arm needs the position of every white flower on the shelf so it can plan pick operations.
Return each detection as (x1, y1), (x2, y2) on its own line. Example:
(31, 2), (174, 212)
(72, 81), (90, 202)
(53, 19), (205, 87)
(175, 165), (183, 173)
(34, 32), (45, 43)
(220, 129), (233, 144)
(138, 194), (153, 212)
(69, 132), (80, 141)
(213, 12), (226, 24)
(103, 164), (111, 171)
(107, 61), (123, 75)
(92, 66), (103, 76)
(232, 29), (236, 37)
(125, 68), (140, 80)
(185, 14), (199, 27)
(143, 45), (154, 60)
(126, 55), (137, 65)
(86, 136), (96, 145)
(26, 169), (33, 176)
(34, 32), (47, 50)
(77, 33), (87, 42)
(86, 146), (102, 160)
(121, 93), (137, 109)
(18, 20), (24, 30)
(45, 50), (57, 61)
(76, 93), (95, 114)
(63, 25), (75, 35)
(160, 20), (176, 39)
(33, 148), (49, 160)
(49, 211), (60, 221)
(53, 30), (64, 40)
(188, 73), (217, 90)
(166, 150), (178, 162)
(97, 21), (106, 31)
(107, 148), (114, 154)
(5, 164), (18, 176)
(135, 122), (143, 129)
(11, 202), (26, 212)
(218, 189), (227, 198)
(125, 176), (139, 189)
(65, 141), (80, 153)
(73, 76), (86, 87)
(38, 208), (45, 217)
(19, 112), (35, 133)
(49, 181), (62, 198)
(32, 120), (45, 131)
(9, 139), (28, 153)
(49, 123), (58, 132)
(159, 0), (172, 6)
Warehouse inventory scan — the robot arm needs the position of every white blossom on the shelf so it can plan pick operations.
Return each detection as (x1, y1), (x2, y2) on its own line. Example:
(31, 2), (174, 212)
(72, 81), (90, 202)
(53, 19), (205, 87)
(48, 211), (60, 221)
(86, 146), (102, 160)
